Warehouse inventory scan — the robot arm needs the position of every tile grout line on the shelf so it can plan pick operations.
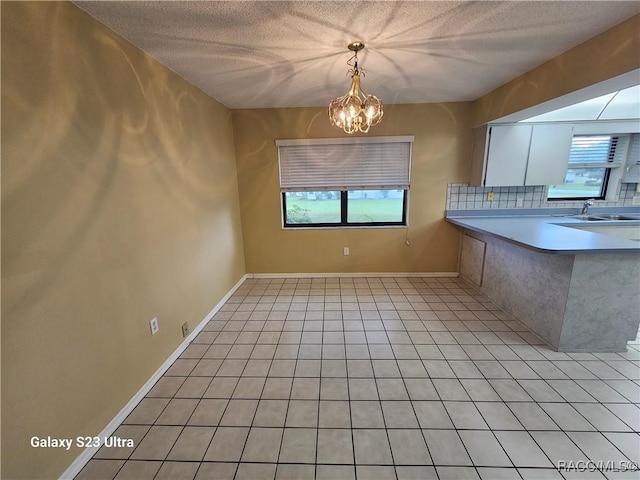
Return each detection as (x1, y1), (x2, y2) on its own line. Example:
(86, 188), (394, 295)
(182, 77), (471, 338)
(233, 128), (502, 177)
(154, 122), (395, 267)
(75, 275), (640, 480)
(190, 299), (241, 479)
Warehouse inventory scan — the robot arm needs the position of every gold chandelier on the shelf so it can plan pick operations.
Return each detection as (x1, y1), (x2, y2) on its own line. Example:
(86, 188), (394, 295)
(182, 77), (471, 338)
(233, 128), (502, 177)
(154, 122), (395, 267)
(329, 42), (383, 134)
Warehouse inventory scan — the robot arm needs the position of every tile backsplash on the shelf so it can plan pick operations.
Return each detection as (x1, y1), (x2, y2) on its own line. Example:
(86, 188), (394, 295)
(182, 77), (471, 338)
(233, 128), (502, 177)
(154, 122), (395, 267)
(446, 182), (639, 211)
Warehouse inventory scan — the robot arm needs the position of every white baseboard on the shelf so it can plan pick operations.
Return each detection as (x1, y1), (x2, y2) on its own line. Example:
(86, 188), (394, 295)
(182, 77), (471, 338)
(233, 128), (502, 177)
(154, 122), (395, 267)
(249, 272), (459, 278)
(60, 274), (248, 480)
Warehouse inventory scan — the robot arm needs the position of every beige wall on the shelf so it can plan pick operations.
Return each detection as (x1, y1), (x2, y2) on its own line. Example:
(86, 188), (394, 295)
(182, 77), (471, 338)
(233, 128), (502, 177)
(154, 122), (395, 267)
(472, 14), (640, 126)
(233, 103), (472, 273)
(1, 3), (245, 479)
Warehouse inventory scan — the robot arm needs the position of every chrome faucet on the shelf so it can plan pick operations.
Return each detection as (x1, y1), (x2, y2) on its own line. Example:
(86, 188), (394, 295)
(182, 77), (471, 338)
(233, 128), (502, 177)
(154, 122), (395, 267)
(581, 198), (595, 216)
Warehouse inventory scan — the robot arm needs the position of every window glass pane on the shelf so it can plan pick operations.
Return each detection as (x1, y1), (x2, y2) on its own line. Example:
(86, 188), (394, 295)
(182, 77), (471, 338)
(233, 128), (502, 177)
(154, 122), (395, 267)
(347, 189), (404, 223)
(285, 191), (341, 224)
(547, 168), (607, 199)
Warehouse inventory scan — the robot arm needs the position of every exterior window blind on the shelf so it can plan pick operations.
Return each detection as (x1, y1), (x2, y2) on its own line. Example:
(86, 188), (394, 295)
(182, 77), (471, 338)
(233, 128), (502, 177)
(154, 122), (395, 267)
(277, 136), (413, 191)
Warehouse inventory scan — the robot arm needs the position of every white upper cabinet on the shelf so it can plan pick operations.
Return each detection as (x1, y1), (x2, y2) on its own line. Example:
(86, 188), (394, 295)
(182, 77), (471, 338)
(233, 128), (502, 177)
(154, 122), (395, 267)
(525, 124), (574, 185)
(470, 123), (573, 187)
(483, 125), (532, 186)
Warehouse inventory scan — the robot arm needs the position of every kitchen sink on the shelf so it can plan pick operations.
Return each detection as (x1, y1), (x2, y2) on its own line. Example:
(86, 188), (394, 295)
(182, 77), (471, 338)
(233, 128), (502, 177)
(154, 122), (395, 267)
(584, 214), (639, 221)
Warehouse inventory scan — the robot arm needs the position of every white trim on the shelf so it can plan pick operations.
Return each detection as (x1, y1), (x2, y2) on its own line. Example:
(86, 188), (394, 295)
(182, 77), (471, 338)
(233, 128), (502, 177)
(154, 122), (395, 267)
(568, 162), (622, 169)
(276, 135), (415, 147)
(491, 120), (640, 133)
(492, 69), (640, 124)
(573, 120), (640, 135)
(60, 274), (249, 480)
(280, 185), (410, 192)
(248, 272), (459, 278)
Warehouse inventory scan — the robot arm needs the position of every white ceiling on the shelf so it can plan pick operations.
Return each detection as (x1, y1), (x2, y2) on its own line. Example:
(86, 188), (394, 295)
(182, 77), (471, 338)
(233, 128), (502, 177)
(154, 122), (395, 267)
(74, 1), (640, 109)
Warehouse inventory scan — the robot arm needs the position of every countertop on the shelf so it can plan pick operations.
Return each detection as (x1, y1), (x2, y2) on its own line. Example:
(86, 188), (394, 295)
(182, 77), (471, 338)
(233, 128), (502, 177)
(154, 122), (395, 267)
(446, 208), (640, 254)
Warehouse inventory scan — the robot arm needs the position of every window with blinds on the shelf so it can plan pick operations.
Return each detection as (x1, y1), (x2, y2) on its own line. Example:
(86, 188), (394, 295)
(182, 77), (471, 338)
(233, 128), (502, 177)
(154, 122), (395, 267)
(566, 135), (619, 167)
(548, 134), (626, 200)
(276, 136), (413, 227)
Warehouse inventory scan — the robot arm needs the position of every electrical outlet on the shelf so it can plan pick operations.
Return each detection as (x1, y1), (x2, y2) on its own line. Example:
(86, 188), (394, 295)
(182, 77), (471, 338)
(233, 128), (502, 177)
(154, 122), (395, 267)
(633, 196), (640, 206)
(487, 191), (494, 201)
(181, 322), (190, 338)
(149, 317), (159, 335)
(516, 197), (524, 207)
(343, 247), (350, 256)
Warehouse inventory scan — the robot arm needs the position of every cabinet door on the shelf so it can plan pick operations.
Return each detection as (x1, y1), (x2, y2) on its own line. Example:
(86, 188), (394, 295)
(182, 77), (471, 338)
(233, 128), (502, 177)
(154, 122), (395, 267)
(525, 124), (573, 185)
(484, 125), (532, 186)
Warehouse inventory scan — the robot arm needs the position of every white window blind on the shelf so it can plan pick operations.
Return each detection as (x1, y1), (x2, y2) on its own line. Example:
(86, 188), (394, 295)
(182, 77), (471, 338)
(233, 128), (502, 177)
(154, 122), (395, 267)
(568, 134), (625, 168)
(277, 136), (413, 191)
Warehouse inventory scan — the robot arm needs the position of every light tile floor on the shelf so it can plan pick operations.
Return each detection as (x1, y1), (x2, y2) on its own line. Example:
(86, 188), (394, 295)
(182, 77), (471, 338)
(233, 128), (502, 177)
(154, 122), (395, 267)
(76, 277), (640, 480)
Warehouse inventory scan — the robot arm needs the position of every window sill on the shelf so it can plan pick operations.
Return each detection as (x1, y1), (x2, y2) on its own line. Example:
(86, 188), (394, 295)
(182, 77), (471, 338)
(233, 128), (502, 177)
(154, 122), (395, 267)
(282, 225), (408, 231)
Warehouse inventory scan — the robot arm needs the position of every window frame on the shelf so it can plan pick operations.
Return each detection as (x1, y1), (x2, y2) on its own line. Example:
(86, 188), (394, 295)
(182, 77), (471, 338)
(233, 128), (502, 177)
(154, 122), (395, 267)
(547, 134), (628, 202)
(281, 189), (409, 229)
(277, 136), (413, 229)
(547, 166), (612, 201)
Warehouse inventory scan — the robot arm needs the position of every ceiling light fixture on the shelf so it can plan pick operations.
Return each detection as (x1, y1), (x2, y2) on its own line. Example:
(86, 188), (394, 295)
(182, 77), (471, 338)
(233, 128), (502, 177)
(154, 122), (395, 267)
(329, 42), (383, 134)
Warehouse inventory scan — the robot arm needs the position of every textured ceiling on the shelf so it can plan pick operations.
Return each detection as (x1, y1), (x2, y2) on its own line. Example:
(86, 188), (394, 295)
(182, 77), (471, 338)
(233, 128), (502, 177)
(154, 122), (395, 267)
(74, 1), (640, 109)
